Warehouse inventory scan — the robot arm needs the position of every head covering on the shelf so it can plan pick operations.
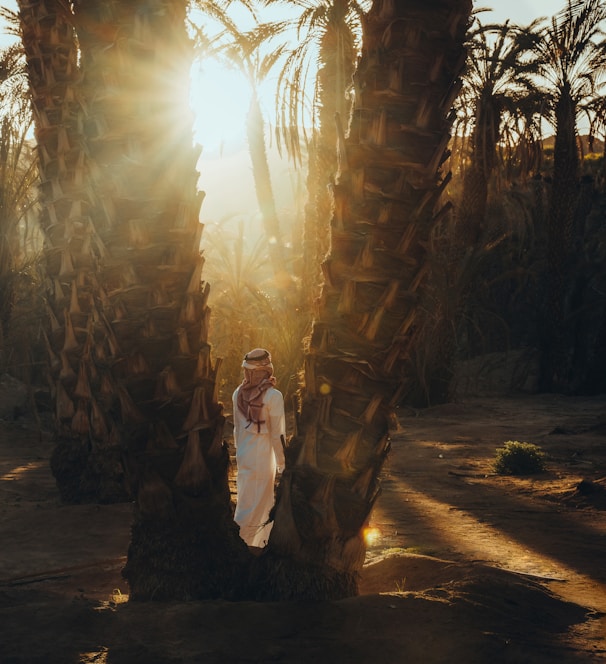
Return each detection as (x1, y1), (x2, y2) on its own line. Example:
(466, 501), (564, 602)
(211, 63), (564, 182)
(242, 347), (274, 371)
(237, 348), (276, 431)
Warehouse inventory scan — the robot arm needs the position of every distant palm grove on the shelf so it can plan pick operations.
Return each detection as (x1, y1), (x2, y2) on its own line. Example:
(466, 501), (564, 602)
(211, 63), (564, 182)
(0, 0), (604, 600)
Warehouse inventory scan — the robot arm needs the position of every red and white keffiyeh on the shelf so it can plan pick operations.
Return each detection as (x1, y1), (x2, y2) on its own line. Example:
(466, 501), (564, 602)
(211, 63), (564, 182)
(236, 348), (277, 431)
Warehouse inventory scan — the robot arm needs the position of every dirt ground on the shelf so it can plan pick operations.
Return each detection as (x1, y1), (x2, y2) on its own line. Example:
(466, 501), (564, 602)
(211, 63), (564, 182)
(0, 373), (605, 662)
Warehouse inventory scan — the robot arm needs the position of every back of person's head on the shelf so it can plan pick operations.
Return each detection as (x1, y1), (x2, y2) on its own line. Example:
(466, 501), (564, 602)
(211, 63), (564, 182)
(242, 348), (273, 371)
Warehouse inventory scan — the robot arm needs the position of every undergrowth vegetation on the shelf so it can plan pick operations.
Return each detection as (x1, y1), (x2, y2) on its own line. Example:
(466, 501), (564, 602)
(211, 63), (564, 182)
(493, 440), (547, 475)
(201, 217), (308, 406)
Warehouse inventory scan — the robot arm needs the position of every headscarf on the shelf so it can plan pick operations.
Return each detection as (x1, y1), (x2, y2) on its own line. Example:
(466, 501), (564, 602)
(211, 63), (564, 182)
(236, 348), (277, 431)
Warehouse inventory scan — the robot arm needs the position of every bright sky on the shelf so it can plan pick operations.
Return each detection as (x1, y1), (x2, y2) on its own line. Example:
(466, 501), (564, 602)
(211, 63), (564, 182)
(1, 0), (560, 155)
(478, 1), (553, 25)
(193, 0), (559, 154)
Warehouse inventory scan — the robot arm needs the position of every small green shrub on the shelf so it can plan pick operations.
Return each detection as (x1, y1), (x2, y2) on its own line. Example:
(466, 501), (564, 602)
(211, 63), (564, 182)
(493, 440), (546, 475)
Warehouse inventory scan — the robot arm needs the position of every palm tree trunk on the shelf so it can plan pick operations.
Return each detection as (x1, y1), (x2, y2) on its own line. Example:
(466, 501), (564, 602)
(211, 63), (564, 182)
(246, 91), (291, 287)
(19, 0), (250, 599)
(253, 0), (472, 601)
(17, 0), (127, 502)
(82, 0), (250, 600)
(302, 15), (357, 310)
(538, 84), (579, 391)
(456, 94), (499, 247)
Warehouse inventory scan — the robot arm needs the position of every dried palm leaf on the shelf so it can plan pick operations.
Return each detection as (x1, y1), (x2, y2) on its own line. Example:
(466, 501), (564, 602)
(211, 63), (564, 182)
(127, 352), (149, 375)
(56, 380), (75, 421)
(351, 466), (375, 500)
(53, 277), (66, 306)
(137, 467), (174, 520)
(90, 397), (109, 440)
(267, 472), (301, 554)
(179, 294), (197, 324)
(207, 415), (225, 459)
(334, 533), (366, 573)
(69, 279), (82, 314)
(94, 338), (108, 362)
(128, 219), (150, 247)
(42, 328), (60, 371)
(186, 258), (203, 295)
(297, 418), (318, 468)
(155, 366), (181, 401)
(194, 346), (211, 381)
(74, 360), (92, 399)
(182, 386), (209, 431)
(58, 248), (74, 277)
(46, 303), (60, 333)
(361, 394), (383, 426)
(117, 384), (145, 424)
(59, 350), (76, 382)
(309, 474), (338, 536)
(71, 399), (90, 435)
(174, 429), (210, 492)
(333, 429), (362, 471)
(198, 308), (211, 344)
(62, 309), (79, 352)
(177, 328), (190, 356)
(147, 421), (178, 452)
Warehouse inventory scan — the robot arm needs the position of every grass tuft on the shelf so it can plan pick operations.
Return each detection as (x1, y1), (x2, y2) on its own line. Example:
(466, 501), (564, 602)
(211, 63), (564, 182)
(493, 440), (546, 475)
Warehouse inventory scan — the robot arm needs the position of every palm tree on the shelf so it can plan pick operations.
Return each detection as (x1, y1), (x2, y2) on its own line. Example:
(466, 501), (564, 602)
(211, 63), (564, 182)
(529, 0), (606, 391)
(16, 0), (117, 502)
(202, 218), (273, 394)
(268, 0), (368, 307)
(454, 17), (543, 247)
(0, 42), (37, 346)
(17, 0), (473, 602)
(203, 217), (308, 402)
(251, 0), (473, 600)
(443, 18), (546, 370)
(498, 96), (545, 184)
(17, 0), (249, 599)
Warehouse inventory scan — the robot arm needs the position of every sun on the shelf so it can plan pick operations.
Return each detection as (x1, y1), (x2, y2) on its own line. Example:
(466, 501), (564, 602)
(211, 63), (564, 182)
(189, 60), (249, 156)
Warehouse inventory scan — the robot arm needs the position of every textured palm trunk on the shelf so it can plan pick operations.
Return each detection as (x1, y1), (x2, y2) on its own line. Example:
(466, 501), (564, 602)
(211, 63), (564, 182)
(79, 0), (249, 600)
(449, 93), (500, 380)
(253, 0), (472, 601)
(456, 93), (499, 247)
(19, 0), (249, 599)
(301, 12), (357, 309)
(538, 84), (579, 392)
(17, 0), (127, 502)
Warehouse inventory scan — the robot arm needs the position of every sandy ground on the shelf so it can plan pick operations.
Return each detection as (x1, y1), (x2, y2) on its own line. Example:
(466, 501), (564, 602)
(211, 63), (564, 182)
(0, 387), (605, 663)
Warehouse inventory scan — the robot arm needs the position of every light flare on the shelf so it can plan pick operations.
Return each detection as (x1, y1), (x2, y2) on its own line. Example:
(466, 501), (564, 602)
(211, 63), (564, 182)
(364, 526), (381, 547)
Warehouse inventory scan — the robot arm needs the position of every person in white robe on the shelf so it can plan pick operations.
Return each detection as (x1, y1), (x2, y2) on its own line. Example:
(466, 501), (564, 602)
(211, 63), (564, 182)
(232, 348), (285, 548)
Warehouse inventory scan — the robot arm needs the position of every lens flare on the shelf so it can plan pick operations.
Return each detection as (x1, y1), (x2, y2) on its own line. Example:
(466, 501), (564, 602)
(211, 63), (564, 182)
(363, 526), (381, 546)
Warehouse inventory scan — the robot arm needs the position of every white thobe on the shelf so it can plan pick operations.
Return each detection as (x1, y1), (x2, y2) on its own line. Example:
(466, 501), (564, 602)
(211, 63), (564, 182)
(232, 386), (286, 547)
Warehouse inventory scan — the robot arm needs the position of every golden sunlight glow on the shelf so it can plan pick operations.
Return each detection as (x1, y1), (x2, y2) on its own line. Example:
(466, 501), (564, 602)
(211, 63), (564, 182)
(190, 61), (248, 155)
(371, 477), (606, 608)
(0, 462), (45, 481)
(78, 648), (108, 663)
(364, 526), (381, 547)
(319, 383), (331, 395)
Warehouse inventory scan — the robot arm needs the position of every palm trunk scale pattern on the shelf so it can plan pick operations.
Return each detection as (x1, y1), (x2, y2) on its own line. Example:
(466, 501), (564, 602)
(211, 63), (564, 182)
(18, 0), (248, 599)
(254, 0), (473, 601)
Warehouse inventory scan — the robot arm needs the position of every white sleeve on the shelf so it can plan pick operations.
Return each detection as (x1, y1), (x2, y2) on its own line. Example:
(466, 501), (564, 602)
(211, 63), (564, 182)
(232, 388), (240, 445)
(266, 389), (286, 468)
